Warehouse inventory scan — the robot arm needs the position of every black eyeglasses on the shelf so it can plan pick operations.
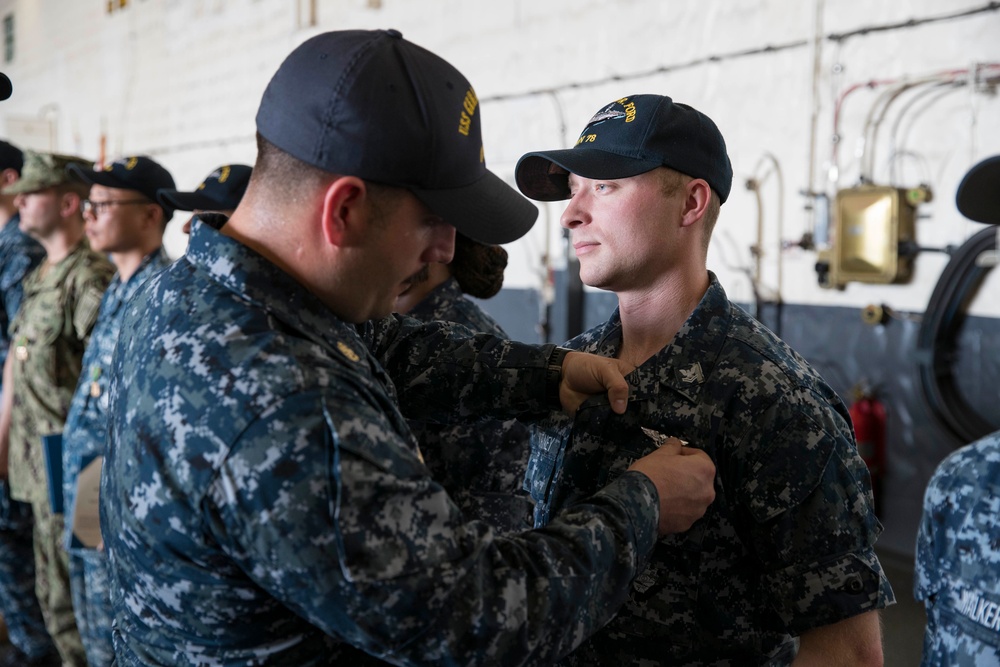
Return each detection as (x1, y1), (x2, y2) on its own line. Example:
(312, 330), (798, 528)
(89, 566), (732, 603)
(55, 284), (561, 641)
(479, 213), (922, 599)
(82, 198), (151, 216)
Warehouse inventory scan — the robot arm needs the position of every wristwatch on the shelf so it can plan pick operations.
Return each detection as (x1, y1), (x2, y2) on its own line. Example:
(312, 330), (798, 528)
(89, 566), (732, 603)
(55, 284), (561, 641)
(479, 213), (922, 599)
(546, 346), (572, 408)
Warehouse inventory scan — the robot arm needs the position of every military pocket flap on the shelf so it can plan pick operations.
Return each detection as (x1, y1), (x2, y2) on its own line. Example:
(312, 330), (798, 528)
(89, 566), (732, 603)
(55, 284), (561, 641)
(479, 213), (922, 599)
(72, 285), (105, 341)
(742, 419), (836, 523)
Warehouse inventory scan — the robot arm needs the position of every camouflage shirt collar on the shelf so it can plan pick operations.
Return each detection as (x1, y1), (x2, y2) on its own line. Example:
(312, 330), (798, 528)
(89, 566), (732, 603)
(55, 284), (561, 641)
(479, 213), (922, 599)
(185, 217), (366, 360)
(25, 238), (95, 289)
(105, 246), (172, 311)
(592, 271), (732, 403)
(408, 276), (463, 322)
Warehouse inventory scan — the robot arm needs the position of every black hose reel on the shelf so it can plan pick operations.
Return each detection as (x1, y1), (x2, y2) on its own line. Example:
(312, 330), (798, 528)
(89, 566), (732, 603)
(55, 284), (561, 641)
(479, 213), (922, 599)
(916, 225), (999, 444)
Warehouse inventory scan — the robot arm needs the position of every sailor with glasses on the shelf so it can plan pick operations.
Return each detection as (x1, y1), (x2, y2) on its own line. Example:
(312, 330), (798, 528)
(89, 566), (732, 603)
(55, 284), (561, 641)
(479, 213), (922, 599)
(60, 155), (175, 667)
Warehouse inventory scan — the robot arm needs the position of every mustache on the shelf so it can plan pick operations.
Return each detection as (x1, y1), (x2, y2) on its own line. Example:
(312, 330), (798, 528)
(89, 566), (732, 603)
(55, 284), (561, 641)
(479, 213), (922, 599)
(405, 265), (430, 286)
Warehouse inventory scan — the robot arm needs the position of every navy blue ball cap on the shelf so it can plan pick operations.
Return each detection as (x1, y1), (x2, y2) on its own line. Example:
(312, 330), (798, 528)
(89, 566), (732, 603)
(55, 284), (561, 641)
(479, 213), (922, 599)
(0, 139), (23, 174)
(956, 155), (1000, 224)
(255, 28), (537, 245)
(516, 94), (733, 204)
(157, 164), (252, 212)
(68, 155), (176, 222)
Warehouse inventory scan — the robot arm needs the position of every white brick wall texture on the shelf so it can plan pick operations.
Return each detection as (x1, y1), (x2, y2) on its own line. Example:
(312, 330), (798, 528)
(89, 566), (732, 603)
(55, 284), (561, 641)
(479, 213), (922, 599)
(0, 0), (997, 314)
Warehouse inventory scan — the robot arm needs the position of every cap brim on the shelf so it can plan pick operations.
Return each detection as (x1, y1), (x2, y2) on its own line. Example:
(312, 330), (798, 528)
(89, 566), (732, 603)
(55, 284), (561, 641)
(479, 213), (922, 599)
(69, 163), (174, 221)
(1, 179), (49, 195)
(411, 170), (537, 245)
(67, 163), (131, 190)
(157, 190), (226, 212)
(956, 155), (1000, 224)
(515, 148), (662, 201)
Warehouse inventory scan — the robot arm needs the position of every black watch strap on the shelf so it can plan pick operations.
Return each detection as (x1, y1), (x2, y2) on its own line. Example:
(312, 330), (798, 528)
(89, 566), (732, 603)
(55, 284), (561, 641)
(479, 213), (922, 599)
(546, 346), (572, 408)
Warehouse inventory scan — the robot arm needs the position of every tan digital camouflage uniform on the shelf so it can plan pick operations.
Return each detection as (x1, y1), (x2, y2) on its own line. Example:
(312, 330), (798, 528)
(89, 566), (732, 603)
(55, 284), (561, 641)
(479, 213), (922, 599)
(8, 241), (113, 667)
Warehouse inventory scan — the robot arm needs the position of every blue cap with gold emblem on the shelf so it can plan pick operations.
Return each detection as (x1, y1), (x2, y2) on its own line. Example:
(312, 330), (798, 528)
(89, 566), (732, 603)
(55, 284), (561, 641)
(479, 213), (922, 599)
(69, 155), (176, 222)
(515, 94), (733, 204)
(157, 164), (252, 212)
(0, 139), (23, 174)
(255, 29), (537, 245)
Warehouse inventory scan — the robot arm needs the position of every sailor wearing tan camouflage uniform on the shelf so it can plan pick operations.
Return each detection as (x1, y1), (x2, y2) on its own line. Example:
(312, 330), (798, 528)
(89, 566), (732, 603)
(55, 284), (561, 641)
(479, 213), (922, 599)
(0, 151), (114, 667)
(516, 94), (894, 665)
(0, 140), (58, 667)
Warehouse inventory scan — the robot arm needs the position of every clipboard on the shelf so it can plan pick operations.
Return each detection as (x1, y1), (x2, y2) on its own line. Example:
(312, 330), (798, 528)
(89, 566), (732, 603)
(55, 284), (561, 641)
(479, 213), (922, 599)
(41, 433), (63, 514)
(70, 454), (104, 550)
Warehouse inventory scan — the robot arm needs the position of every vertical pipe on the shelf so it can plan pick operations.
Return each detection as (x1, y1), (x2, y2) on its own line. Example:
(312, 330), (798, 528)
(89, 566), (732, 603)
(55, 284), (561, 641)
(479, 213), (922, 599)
(806, 0), (825, 234)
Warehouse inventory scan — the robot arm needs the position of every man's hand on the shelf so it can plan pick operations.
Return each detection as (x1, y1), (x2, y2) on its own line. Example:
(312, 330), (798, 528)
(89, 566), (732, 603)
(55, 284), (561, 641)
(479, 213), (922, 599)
(628, 438), (716, 535)
(559, 351), (631, 416)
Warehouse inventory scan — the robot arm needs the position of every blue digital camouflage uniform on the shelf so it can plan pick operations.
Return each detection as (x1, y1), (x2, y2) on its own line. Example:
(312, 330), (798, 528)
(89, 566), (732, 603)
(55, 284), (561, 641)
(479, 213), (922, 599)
(915, 430), (1000, 666)
(0, 481), (55, 662)
(8, 240), (114, 667)
(100, 218), (662, 666)
(0, 212), (55, 662)
(0, 213), (45, 371)
(526, 272), (895, 665)
(61, 246), (171, 667)
(405, 276), (533, 534)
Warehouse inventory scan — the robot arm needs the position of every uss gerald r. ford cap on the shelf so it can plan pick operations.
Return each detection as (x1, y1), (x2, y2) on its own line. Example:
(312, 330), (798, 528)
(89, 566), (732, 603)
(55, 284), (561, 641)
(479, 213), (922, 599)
(515, 94), (733, 204)
(68, 155), (176, 222)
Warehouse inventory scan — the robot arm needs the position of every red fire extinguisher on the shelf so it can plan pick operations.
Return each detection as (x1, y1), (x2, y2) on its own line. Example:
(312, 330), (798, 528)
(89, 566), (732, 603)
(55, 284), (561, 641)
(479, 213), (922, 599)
(849, 385), (886, 517)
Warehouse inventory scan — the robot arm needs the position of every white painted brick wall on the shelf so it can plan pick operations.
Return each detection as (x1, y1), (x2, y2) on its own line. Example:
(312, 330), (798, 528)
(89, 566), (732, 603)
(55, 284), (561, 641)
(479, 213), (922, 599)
(1, 0), (997, 314)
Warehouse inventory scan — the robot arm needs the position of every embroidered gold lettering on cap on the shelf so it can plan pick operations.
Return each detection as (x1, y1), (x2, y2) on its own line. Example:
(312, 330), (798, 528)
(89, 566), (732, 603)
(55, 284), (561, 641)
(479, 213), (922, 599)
(622, 100), (637, 122)
(457, 87), (478, 136)
(463, 88), (478, 115)
(336, 341), (360, 362)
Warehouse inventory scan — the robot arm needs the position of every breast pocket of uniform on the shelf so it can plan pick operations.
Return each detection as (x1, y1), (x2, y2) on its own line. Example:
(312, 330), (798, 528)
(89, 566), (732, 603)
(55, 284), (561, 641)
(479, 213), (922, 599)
(16, 292), (66, 392)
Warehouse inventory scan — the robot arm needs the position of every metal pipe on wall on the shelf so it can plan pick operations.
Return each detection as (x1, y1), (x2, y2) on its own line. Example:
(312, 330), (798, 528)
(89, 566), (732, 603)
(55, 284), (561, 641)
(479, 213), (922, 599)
(805, 0), (825, 237)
